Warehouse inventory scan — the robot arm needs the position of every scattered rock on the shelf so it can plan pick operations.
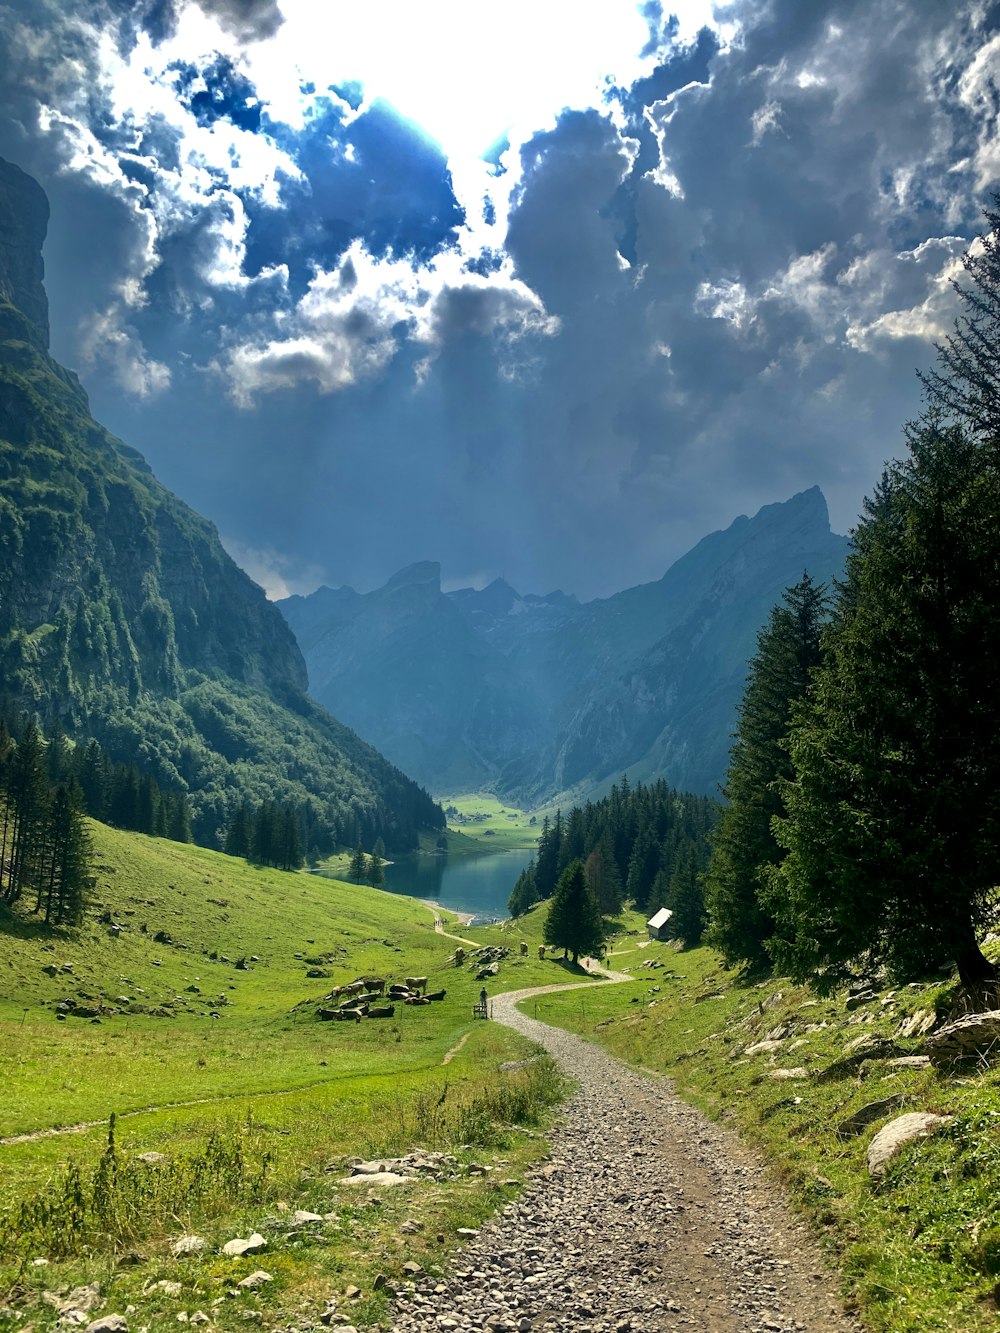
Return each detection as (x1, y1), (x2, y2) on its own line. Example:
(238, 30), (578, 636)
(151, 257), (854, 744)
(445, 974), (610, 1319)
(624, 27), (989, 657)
(744, 1039), (784, 1056)
(236, 1273), (272, 1291)
(136, 1152), (166, 1164)
(896, 1009), (937, 1039)
(146, 1282), (182, 1298)
(222, 1233), (267, 1258)
(291, 1210), (324, 1225)
(338, 1171), (412, 1188)
(765, 1067), (809, 1080)
(883, 1055), (932, 1072)
(866, 1112), (952, 1177)
(84, 1319), (128, 1333)
(189, 1314), (210, 1325)
(924, 1010), (1000, 1066)
(836, 1096), (910, 1139)
(170, 1236), (207, 1258)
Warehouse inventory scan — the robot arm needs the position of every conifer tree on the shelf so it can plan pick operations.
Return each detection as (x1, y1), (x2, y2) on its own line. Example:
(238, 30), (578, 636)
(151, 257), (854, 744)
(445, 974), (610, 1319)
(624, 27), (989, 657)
(224, 803), (252, 857)
(666, 849), (705, 948)
(348, 844), (367, 883)
(366, 851), (384, 887)
(543, 859), (604, 964)
(704, 573), (828, 972)
(767, 418), (1000, 994)
(4, 721), (49, 903)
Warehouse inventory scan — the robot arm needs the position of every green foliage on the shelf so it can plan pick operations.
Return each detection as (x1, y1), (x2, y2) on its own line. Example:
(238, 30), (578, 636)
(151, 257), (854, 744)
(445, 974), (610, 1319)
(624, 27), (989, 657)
(507, 778), (717, 923)
(0, 321), (444, 856)
(2, 1112), (271, 1258)
(348, 843), (367, 883)
(366, 851), (385, 887)
(704, 573), (828, 972)
(767, 418), (1000, 992)
(543, 859), (604, 963)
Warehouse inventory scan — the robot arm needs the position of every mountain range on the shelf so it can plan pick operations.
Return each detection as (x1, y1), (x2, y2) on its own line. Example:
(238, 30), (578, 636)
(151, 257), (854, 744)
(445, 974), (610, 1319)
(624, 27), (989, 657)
(0, 158), (442, 850)
(280, 488), (850, 804)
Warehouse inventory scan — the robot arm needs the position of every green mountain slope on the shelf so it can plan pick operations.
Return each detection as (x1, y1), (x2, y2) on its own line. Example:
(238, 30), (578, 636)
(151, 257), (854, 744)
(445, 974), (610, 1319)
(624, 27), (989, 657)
(0, 158), (442, 849)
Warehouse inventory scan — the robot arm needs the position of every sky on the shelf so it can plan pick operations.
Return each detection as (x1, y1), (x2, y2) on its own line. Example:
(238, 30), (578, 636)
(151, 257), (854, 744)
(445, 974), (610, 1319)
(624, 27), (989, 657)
(1, 0), (998, 600)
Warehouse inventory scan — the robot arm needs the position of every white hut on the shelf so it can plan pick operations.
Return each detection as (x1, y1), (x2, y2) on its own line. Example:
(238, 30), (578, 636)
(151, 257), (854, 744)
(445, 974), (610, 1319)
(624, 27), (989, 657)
(647, 906), (673, 941)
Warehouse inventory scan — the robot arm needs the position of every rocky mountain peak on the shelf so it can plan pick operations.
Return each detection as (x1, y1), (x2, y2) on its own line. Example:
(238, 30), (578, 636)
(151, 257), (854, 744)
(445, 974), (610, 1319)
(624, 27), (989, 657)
(384, 560), (442, 593)
(0, 157), (49, 346)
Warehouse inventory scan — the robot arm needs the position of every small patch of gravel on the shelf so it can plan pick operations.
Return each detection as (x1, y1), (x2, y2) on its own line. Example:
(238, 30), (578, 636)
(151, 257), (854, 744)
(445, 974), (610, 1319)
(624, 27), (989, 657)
(389, 982), (864, 1333)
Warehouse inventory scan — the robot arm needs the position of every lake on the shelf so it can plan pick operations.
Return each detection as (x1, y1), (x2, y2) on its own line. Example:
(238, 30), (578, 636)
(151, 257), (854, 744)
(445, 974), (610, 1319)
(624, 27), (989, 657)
(380, 848), (535, 922)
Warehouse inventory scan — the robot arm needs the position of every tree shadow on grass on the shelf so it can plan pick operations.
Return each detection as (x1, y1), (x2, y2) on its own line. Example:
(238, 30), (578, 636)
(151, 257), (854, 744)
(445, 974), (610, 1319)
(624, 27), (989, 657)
(0, 901), (65, 942)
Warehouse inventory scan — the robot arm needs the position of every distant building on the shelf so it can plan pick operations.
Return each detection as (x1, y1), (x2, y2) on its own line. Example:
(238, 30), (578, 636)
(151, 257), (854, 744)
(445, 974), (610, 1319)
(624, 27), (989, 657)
(647, 906), (673, 941)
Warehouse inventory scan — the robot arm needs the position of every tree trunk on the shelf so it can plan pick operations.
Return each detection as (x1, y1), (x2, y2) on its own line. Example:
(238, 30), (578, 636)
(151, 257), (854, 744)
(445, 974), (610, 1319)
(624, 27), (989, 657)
(955, 920), (999, 1002)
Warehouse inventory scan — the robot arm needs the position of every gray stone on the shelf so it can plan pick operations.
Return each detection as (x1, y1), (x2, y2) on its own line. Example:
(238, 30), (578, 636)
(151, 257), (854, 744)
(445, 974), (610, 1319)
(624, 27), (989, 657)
(222, 1233), (267, 1258)
(866, 1112), (952, 1177)
(924, 1010), (1000, 1066)
(338, 1171), (412, 1188)
(85, 1319), (128, 1333)
(836, 1096), (909, 1139)
(170, 1235), (207, 1257)
(236, 1272), (272, 1291)
(292, 1210), (324, 1225)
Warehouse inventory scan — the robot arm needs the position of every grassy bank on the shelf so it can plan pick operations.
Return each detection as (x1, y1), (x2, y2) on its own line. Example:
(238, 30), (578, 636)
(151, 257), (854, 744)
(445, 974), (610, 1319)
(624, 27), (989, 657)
(529, 932), (1000, 1333)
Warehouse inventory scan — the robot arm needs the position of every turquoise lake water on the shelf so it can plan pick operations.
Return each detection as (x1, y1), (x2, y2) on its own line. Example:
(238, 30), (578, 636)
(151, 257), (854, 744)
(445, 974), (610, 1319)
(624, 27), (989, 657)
(380, 847), (535, 922)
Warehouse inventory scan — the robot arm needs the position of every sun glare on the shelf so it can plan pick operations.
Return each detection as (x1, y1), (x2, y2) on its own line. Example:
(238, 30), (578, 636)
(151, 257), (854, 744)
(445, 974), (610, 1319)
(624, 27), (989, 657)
(262, 0), (718, 164)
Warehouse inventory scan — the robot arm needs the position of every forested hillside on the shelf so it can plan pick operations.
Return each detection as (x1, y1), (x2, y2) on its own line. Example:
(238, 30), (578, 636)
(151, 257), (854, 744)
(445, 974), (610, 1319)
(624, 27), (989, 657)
(0, 159), (443, 852)
(509, 777), (717, 945)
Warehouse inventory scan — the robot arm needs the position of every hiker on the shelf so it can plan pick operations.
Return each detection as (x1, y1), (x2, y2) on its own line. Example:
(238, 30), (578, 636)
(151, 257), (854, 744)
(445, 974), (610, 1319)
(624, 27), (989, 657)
(479, 985), (488, 1010)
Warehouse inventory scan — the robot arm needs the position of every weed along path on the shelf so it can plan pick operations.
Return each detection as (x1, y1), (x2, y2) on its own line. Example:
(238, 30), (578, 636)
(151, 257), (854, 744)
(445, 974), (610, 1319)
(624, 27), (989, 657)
(390, 978), (864, 1333)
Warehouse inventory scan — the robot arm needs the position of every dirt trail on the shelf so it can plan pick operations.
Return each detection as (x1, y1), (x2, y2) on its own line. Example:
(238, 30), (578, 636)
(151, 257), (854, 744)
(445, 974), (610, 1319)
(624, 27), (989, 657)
(390, 978), (863, 1333)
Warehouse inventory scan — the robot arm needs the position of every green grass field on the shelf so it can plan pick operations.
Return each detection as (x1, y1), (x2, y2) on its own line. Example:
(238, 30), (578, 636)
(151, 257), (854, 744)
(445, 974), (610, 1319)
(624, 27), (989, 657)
(0, 823), (570, 1331)
(439, 794), (540, 851)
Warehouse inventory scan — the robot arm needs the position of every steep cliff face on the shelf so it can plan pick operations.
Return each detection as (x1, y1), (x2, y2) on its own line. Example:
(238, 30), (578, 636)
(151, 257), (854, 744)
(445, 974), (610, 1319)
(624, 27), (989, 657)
(0, 160), (48, 347)
(283, 490), (849, 802)
(0, 158), (442, 849)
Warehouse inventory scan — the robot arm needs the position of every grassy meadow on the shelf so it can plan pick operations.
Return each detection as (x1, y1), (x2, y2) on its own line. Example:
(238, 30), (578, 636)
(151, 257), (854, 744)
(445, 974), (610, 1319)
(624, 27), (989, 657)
(0, 822), (572, 1331)
(529, 934), (1000, 1333)
(439, 794), (539, 851)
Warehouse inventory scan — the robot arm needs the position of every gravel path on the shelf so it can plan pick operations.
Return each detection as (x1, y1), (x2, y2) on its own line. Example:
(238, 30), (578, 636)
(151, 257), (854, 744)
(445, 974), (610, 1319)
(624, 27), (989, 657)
(389, 981), (864, 1333)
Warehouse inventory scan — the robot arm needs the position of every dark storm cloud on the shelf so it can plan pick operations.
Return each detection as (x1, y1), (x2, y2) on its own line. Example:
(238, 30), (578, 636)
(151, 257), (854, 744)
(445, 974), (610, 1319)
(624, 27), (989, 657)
(189, 0), (283, 42)
(172, 56), (263, 133)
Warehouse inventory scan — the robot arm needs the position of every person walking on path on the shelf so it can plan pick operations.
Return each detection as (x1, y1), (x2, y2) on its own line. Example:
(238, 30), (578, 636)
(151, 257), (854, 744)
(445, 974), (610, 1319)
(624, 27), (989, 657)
(479, 985), (488, 1015)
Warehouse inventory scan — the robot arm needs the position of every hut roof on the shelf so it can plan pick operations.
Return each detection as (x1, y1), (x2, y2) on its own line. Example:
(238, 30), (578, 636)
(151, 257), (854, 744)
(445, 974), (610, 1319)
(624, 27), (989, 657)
(647, 907), (672, 930)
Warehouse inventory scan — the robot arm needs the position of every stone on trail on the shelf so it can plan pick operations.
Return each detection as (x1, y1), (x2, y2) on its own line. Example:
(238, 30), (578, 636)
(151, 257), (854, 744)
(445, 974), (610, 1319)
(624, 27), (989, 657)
(170, 1235), (207, 1258)
(237, 1272), (272, 1291)
(924, 1010), (1000, 1066)
(221, 1232), (267, 1258)
(866, 1112), (952, 1177)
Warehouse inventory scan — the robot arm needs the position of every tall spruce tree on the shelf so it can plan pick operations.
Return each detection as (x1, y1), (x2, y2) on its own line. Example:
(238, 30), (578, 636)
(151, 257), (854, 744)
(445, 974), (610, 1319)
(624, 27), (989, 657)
(766, 417), (1000, 994)
(543, 859), (604, 964)
(704, 573), (828, 972)
(348, 844), (367, 884)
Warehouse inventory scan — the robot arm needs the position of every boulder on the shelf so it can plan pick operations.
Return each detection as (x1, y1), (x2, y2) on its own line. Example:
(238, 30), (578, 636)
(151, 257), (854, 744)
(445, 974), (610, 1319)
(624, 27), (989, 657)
(237, 1272), (272, 1290)
(924, 1010), (1000, 1066)
(744, 1039), (783, 1056)
(170, 1235), (207, 1258)
(896, 1008), (937, 1039)
(291, 1210), (323, 1225)
(339, 1170), (412, 1188)
(866, 1112), (952, 1177)
(85, 1319), (128, 1333)
(221, 1232), (267, 1258)
(883, 1055), (932, 1072)
(836, 1095), (909, 1139)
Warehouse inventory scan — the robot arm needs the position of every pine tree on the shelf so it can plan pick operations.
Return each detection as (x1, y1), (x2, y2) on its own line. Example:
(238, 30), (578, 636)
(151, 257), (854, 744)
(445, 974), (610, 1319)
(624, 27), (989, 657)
(348, 844), (367, 884)
(166, 793), (193, 843)
(543, 859), (604, 964)
(43, 783), (90, 925)
(666, 849), (705, 948)
(766, 417), (1000, 995)
(921, 195), (1000, 439)
(508, 860), (538, 917)
(224, 802), (251, 857)
(4, 721), (49, 903)
(584, 839), (623, 915)
(704, 573), (828, 973)
(366, 851), (384, 887)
